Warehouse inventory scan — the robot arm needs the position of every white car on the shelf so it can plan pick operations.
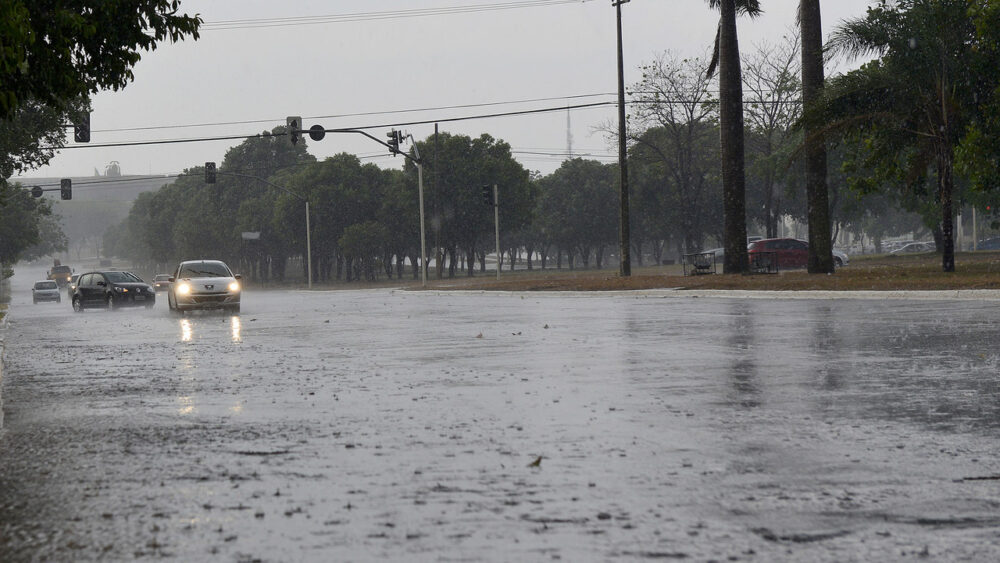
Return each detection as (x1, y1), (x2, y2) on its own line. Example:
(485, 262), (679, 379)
(167, 260), (241, 314)
(832, 248), (850, 267)
(890, 242), (934, 254)
(31, 280), (61, 304)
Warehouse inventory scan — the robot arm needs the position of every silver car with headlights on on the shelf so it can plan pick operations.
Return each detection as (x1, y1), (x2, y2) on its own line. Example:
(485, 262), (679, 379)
(167, 259), (241, 314)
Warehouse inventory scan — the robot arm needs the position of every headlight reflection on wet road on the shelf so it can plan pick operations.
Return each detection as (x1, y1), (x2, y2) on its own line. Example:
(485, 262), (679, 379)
(180, 318), (193, 342)
(177, 395), (195, 415)
(177, 316), (241, 343)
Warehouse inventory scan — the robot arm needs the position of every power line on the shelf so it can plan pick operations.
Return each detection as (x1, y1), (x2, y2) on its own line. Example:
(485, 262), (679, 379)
(92, 92), (617, 134)
(200, 0), (595, 31)
(49, 101), (617, 150)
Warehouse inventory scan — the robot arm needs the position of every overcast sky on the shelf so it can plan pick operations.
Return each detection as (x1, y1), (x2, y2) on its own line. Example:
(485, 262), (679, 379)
(20, 0), (875, 184)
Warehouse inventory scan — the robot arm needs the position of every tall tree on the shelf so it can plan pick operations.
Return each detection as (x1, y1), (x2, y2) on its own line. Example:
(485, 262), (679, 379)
(821, 0), (983, 272)
(707, 0), (761, 273)
(742, 32), (802, 239)
(800, 0), (835, 273)
(629, 52), (722, 258)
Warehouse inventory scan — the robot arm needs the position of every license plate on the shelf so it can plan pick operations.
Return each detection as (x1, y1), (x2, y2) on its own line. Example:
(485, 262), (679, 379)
(134, 295), (146, 301)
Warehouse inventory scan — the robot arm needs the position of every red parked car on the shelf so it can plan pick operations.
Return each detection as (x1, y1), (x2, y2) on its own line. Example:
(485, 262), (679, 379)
(747, 238), (810, 269)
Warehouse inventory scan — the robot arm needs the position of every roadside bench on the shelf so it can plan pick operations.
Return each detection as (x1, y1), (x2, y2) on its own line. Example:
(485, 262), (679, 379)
(683, 252), (717, 276)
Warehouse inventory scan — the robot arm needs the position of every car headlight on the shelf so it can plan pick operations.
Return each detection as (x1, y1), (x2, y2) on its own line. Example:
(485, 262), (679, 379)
(177, 283), (191, 295)
(115, 287), (127, 293)
(228, 281), (240, 292)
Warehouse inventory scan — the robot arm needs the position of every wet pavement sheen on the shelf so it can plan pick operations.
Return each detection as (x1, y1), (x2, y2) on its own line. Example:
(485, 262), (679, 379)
(2, 278), (1000, 561)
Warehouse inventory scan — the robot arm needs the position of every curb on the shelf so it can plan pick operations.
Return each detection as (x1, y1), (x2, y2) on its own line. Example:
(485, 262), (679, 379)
(0, 308), (6, 430)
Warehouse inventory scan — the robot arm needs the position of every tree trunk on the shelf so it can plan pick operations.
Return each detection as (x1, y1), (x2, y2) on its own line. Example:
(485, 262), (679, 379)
(938, 147), (956, 272)
(719, 0), (749, 274)
(801, 0), (835, 273)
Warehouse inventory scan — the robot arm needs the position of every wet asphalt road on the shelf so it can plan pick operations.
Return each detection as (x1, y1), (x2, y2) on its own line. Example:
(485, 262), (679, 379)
(2, 268), (1000, 561)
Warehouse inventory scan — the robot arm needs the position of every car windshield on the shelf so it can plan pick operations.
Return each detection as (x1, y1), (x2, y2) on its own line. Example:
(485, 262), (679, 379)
(154, 275), (171, 281)
(180, 262), (231, 278)
(104, 271), (142, 283)
(34, 281), (57, 289)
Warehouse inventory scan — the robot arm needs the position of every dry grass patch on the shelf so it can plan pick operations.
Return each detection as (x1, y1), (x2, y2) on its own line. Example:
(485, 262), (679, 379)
(418, 251), (1000, 292)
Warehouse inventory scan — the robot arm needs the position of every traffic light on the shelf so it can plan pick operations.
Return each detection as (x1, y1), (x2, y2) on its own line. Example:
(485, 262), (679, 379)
(205, 162), (217, 184)
(287, 116), (301, 145)
(386, 130), (400, 155)
(60, 178), (72, 200)
(73, 112), (90, 143)
(482, 185), (493, 206)
(31, 186), (43, 198)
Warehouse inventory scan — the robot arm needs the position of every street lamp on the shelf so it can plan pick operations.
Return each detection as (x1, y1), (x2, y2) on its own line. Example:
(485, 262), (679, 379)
(614, 0), (632, 277)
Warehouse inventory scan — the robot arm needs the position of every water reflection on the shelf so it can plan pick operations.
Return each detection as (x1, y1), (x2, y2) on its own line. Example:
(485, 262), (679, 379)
(231, 315), (242, 342)
(809, 304), (846, 391)
(177, 395), (195, 415)
(727, 301), (761, 408)
(180, 318), (193, 342)
(178, 315), (242, 343)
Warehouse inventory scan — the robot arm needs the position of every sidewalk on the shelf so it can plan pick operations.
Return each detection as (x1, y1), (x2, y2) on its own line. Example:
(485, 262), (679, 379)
(0, 305), (7, 430)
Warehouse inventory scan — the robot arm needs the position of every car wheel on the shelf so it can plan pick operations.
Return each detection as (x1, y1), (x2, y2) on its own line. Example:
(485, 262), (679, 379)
(73, 298), (83, 312)
(834, 257), (843, 268)
(228, 304), (240, 314)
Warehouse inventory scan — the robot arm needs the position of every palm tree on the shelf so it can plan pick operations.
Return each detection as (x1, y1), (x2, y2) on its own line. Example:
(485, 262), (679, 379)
(818, 0), (981, 273)
(799, 0), (834, 273)
(707, 0), (761, 274)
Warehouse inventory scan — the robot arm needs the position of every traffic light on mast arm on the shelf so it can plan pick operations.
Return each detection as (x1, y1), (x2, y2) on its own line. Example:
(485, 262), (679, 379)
(482, 185), (493, 206)
(287, 116), (301, 145)
(60, 178), (72, 200)
(205, 162), (217, 184)
(386, 130), (401, 155)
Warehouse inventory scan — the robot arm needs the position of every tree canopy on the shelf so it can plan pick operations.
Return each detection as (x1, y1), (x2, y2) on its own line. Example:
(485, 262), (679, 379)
(0, 0), (201, 118)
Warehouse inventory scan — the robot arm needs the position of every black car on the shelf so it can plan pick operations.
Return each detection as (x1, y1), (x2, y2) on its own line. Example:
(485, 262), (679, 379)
(71, 271), (156, 311)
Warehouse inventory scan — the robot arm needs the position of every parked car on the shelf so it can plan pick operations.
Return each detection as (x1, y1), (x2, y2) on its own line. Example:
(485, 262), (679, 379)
(167, 259), (241, 314)
(747, 238), (809, 269)
(976, 237), (1000, 250)
(31, 280), (61, 304)
(71, 271), (156, 311)
(890, 241), (934, 254)
(832, 248), (850, 267)
(152, 274), (172, 291)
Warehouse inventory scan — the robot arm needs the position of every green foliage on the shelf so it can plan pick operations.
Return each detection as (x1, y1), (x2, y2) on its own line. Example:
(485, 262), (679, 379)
(0, 181), (64, 273)
(0, 0), (201, 118)
(0, 97), (89, 178)
(536, 159), (618, 266)
(406, 132), (533, 274)
(816, 0), (989, 271)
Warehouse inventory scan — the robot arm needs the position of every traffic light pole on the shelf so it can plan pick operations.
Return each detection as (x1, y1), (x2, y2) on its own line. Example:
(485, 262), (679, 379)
(217, 172), (312, 290)
(313, 128), (427, 286)
(290, 124), (428, 286)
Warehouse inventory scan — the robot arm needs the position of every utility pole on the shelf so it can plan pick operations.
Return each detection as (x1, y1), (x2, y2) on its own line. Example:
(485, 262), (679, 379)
(614, 0), (632, 277)
(493, 184), (500, 281)
(205, 164), (312, 289)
